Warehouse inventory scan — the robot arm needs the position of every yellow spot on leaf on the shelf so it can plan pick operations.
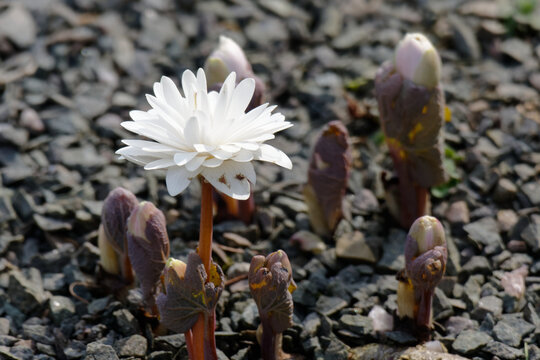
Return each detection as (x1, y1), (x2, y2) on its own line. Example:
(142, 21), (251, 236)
(408, 123), (424, 142)
(422, 106), (428, 114)
(444, 106), (452, 122)
(249, 279), (268, 290)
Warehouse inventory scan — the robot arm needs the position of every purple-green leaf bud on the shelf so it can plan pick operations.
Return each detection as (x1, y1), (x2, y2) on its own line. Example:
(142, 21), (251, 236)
(395, 33), (441, 89)
(404, 216), (447, 331)
(204, 35), (265, 111)
(127, 201), (170, 309)
(249, 250), (296, 334)
(101, 187), (138, 255)
(405, 216), (447, 290)
(157, 253), (224, 334)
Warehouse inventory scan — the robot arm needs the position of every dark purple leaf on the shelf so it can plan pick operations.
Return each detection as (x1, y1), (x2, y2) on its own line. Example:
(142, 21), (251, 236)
(127, 201), (170, 309)
(375, 61), (446, 188)
(101, 187), (138, 254)
(305, 120), (351, 236)
(157, 253), (224, 334)
(249, 250), (296, 334)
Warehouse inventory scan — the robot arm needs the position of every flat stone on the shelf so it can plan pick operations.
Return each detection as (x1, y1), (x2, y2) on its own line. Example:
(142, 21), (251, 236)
(49, 296), (75, 325)
(463, 217), (503, 254)
(377, 229), (406, 272)
(316, 295), (348, 316)
(462, 256), (492, 275)
(0, 4), (37, 47)
(497, 210), (518, 233)
(471, 295), (503, 320)
(386, 331), (417, 345)
(521, 222), (540, 253)
(448, 14), (481, 60)
(33, 214), (72, 232)
(115, 335), (147, 357)
(483, 341), (522, 360)
(497, 83), (537, 101)
(113, 309), (139, 336)
(445, 201), (470, 224)
(493, 320), (522, 347)
(154, 334), (186, 352)
(452, 330), (492, 354)
(493, 178), (517, 203)
(84, 342), (119, 360)
(274, 196), (308, 216)
(500, 38), (533, 63)
(8, 269), (46, 314)
(336, 231), (378, 263)
(522, 181), (540, 205)
(290, 230), (326, 254)
(338, 314), (373, 336)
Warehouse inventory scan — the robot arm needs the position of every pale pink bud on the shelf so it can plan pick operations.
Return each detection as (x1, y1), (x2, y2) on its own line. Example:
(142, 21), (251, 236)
(395, 33), (441, 88)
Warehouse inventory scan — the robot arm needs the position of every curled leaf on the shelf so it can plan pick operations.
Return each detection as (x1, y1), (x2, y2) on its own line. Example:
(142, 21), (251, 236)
(405, 216), (447, 292)
(157, 253), (225, 334)
(249, 250), (296, 334)
(375, 60), (446, 189)
(403, 216), (447, 331)
(127, 201), (170, 309)
(304, 120), (352, 236)
(101, 187), (138, 254)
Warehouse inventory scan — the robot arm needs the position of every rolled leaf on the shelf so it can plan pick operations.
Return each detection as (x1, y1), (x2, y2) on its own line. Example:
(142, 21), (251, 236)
(249, 250), (296, 334)
(304, 120), (352, 236)
(127, 201), (170, 309)
(404, 216), (447, 329)
(375, 34), (446, 188)
(157, 253), (225, 334)
(101, 187), (138, 254)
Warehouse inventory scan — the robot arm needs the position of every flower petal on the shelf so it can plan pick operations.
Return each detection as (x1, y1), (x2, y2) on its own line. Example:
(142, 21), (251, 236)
(228, 77), (255, 118)
(256, 144), (292, 169)
(185, 155), (206, 172)
(184, 116), (200, 146)
(173, 151), (197, 166)
(232, 149), (254, 162)
(144, 158), (176, 170)
(166, 167), (192, 196)
(202, 161), (254, 200)
(202, 157), (223, 168)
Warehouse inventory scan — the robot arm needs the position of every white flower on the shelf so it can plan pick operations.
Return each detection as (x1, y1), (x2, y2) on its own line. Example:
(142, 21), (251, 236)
(117, 68), (292, 200)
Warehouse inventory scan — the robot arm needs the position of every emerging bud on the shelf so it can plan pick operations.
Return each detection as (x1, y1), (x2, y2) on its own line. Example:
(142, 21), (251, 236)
(304, 120), (352, 236)
(163, 257), (187, 285)
(127, 201), (170, 309)
(395, 33), (441, 89)
(157, 253), (224, 334)
(205, 36), (252, 85)
(249, 250), (296, 335)
(249, 250), (295, 360)
(204, 35), (265, 112)
(101, 187), (138, 254)
(375, 33), (446, 228)
(403, 215), (447, 335)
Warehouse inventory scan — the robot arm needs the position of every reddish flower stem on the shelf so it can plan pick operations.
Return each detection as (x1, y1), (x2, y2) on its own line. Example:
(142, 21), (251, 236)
(261, 320), (282, 360)
(199, 179), (213, 274)
(388, 144), (428, 228)
(191, 178), (217, 360)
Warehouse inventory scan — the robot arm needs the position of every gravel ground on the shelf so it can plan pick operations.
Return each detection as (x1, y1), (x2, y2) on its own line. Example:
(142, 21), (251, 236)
(0, 0), (539, 359)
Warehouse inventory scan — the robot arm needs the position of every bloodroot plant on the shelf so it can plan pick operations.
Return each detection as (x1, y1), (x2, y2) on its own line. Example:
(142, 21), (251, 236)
(249, 250), (297, 360)
(303, 120), (352, 237)
(116, 67), (292, 359)
(375, 33), (447, 228)
(397, 215), (447, 342)
(126, 201), (170, 315)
